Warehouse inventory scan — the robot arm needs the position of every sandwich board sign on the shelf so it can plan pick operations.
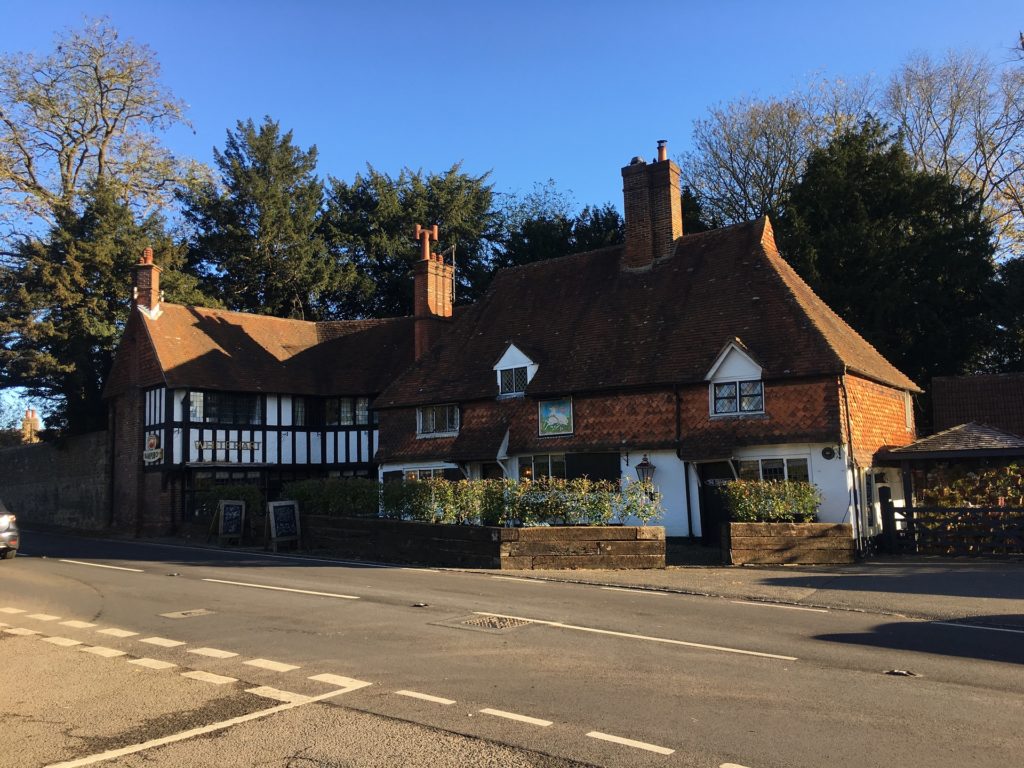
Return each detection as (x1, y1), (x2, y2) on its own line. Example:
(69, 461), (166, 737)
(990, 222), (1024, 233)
(217, 500), (245, 545)
(267, 500), (300, 552)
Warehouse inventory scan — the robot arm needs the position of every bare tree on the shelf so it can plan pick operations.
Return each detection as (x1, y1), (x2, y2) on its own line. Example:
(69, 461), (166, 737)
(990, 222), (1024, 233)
(0, 18), (194, 241)
(882, 51), (1024, 256)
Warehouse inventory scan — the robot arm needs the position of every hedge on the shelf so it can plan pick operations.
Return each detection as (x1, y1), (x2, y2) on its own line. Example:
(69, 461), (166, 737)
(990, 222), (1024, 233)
(282, 478), (380, 517)
(720, 480), (821, 523)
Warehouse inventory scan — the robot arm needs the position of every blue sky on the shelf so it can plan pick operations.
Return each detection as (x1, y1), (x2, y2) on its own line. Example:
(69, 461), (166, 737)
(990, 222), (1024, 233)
(0, 1), (1019, 209)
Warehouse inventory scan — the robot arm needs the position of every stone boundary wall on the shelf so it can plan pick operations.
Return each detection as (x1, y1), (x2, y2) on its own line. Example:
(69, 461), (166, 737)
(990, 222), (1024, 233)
(723, 522), (855, 565)
(0, 432), (111, 531)
(304, 515), (666, 569)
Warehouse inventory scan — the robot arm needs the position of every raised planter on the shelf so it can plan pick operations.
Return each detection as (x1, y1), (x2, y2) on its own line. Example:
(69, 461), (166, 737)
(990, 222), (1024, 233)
(304, 515), (665, 569)
(723, 522), (855, 565)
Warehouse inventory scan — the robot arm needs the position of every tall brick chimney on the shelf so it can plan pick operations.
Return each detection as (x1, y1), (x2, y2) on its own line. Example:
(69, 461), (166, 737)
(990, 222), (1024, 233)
(412, 224), (454, 360)
(133, 247), (162, 316)
(21, 408), (41, 444)
(621, 140), (683, 271)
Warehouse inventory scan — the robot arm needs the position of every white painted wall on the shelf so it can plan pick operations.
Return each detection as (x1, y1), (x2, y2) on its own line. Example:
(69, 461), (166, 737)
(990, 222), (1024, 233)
(618, 450), (693, 536)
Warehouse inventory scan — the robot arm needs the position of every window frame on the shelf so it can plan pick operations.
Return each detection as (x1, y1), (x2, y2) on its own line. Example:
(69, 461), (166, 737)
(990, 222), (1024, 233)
(518, 453), (567, 480)
(498, 366), (529, 397)
(187, 391), (263, 426)
(711, 379), (765, 416)
(416, 404), (460, 437)
(736, 456), (810, 482)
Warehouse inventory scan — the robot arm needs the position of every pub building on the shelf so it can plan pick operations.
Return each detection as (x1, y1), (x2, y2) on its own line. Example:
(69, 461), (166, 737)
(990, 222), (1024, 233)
(106, 142), (921, 546)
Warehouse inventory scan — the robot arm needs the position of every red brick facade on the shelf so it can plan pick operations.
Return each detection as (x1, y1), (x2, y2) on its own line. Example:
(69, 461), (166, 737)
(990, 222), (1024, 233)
(841, 374), (916, 467)
(621, 152), (683, 270)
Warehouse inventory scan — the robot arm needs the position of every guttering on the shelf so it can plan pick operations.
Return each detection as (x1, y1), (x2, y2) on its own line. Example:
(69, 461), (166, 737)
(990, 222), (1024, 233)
(839, 371), (863, 551)
(673, 384), (695, 539)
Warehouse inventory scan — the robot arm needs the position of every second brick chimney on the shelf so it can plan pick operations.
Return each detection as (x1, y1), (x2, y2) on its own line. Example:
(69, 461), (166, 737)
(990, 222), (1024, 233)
(621, 140), (683, 271)
(412, 224), (454, 360)
(133, 247), (162, 317)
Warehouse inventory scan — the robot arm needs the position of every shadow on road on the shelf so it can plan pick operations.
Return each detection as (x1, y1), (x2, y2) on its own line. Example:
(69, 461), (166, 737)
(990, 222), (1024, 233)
(816, 615), (1024, 665)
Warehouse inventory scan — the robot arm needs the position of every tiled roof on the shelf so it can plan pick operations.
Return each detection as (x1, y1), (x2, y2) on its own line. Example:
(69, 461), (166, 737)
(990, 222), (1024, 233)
(932, 373), (1024, 437)
(134, 304), (414, 396)
(887, 422), (1024, 455)
(376, 217), (918, 408)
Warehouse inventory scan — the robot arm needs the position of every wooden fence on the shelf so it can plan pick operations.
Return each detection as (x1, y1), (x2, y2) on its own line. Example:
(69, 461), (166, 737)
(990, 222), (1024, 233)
(905, 506), (1024, 556)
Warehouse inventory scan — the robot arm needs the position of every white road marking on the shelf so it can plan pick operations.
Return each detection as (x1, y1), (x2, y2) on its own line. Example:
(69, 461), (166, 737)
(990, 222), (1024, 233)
(309, 673), (369, 688)
(140, 636), (185, 648)
(474, 612), (798, 661)
(27, 613), (61, 621)
(202, 578), (359, 600)
(58, 559), (144, 573)
(932, 621), (1024, 635)
(43, 680), (367, 768)
(98, 628), (138, 638)
(43, 636), (82, 647)
(244, 658), (299, 673)
(188, 646), (238, 659)
(395, 689), (455, 705)
(491, 576), (546, 584)
(720, 763), (753, 767)
(181, 670), (236, 685)
(129, 658), (177, 670)
(246, 686), (311, 704)
(61, 620), (96, 629)
(479, 708), (552, 727)
(0, 607), (26, 614)
(731, 600), (828, 613)
(587, 731), (675, 755)
(4, 627), (39, 636)
(80, 646), (126, 658)
(602, 587), (667, 596)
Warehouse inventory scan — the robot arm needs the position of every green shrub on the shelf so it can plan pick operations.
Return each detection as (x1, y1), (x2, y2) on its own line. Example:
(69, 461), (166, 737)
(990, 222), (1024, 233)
(193, 483), (265, 522)
(282, 478), (379, 517)
(920, 463), (1023, 508)
(721, 480), (820, 523)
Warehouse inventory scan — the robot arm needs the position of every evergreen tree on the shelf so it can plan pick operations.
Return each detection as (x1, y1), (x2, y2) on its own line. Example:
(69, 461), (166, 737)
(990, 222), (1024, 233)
(0, 182), (210, 433)
(778, 119), (997, 394)
(322, 164), (496, 317)
(180, 117), (345, 319)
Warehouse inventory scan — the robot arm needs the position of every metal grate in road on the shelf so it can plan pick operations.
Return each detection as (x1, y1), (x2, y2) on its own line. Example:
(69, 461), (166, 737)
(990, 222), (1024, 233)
(461, 615), (533, 630)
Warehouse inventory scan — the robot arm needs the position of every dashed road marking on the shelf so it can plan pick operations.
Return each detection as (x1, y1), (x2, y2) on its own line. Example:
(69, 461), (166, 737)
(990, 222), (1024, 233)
(587, 731), (675, 755)
(721, 763), (753, 767)
(0, 607), (26, 614)
(491, 576), (546, 584)
(61, 620), (97, 629)
(98, 628), (138, 638)
(246, 686), (311, 704)
(129, 658), (177, 670)
(244, 658), (299, 673)
(474, 611), (798, 661)
(181, 670), (236, 685)
(57, 559), (144, 573)
(4, 627), (39, 636)
(81, 646), (126, 658)
(309, 673), (368, 688)
(202, 578), (359, 600)
(395, 689), (455, 705)
(601, 587), (667, 596)
(479, 708), (552, 727)
(140, 636), (185, 648)
(28, 613), (61, 621)
(43, 636), (82, 647)
(932, 621), (1024, 635)
(188, 646), (238, 659)
(731, 601), (828, 613)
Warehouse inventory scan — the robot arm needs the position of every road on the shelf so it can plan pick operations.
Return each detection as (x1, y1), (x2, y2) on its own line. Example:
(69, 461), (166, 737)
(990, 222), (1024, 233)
(3, 530), (1023, 768)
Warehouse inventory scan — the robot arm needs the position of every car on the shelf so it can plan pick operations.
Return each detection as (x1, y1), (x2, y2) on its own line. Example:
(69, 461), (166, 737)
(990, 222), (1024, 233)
(0, 499), (18, 559)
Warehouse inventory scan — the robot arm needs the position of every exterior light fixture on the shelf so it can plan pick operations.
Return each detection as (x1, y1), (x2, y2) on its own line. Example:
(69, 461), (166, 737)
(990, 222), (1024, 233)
(635, 454), (656, 484)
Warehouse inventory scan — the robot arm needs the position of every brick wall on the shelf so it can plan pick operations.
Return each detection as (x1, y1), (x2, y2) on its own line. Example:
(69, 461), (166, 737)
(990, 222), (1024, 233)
(0, 432), (111, 530)
(841, 374), (915, 467)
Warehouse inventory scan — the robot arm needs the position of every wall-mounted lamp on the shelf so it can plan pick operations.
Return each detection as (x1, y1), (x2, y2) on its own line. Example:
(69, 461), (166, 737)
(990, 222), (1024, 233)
(635, 454), (656, 484)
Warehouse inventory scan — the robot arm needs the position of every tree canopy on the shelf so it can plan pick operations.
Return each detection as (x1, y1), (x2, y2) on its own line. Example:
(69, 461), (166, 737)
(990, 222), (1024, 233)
(778, 120), (997, 396)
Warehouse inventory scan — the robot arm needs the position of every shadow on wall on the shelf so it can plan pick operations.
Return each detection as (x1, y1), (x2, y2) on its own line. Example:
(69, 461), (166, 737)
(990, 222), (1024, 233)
(816, 615), (1024, 665)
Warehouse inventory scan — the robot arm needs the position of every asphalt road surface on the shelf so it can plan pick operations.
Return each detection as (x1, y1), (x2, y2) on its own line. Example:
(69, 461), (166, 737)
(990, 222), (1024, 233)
(3, 530), (1023, 768)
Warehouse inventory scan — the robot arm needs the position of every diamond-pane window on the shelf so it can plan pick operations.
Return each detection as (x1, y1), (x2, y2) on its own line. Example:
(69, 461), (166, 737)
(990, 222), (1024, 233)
(739, 380), (763, 412)
(499, 366), (528, 395)
(713, 380), (764, 414)
(713, 382), (738, 413)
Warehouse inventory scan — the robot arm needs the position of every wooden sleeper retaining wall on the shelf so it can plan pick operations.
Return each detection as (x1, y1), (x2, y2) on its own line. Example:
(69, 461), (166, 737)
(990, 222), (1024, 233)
(304, 515), (665, 569)
(723, 522), (856, 565)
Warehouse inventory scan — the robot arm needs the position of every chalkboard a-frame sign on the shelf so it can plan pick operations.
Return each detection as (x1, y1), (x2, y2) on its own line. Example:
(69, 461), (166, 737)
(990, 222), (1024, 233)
(267, 500), (300, 552)
(217, 500), (245, 545)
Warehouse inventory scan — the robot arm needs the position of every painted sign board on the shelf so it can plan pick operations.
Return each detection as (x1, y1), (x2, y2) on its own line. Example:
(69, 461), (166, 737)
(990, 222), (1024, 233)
(538, 398), (573, 436)
(143, 433), (163, 464)
(267, 500), (300, 552)
(217, 500), (245, 544)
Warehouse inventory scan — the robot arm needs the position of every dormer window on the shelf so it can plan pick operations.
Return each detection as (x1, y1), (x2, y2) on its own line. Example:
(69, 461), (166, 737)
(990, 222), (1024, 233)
(417, 404), (459, 436)
(713, 380), (764, 415)
(499, 366), (528, 396)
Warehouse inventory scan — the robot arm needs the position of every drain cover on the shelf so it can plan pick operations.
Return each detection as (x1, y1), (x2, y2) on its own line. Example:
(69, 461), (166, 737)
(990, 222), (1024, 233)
(160, 608), (214, 619)
(462, 615), (533, 630)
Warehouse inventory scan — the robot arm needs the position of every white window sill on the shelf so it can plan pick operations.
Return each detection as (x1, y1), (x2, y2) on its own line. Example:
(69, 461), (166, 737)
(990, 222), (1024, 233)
(416, 431), (459, 439)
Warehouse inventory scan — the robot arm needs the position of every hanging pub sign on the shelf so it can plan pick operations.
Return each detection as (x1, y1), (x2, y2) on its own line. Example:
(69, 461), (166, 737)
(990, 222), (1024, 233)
(216, 499), (245, 545)
(143, 433), (163, 464)
(266, 500), (300, 552)
(538, 398), (573, 436)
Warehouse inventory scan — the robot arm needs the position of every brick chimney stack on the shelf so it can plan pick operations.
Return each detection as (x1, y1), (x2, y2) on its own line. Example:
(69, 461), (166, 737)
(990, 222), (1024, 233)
(412, 224), (454, 360)
(133, 247), (162, 316)
(621, 140), (683, 271)
(21, 408), (41, 444)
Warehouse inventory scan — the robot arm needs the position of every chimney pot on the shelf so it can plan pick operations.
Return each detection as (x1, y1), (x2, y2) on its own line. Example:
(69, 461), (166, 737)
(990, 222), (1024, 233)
(412, 224), (454, 359)
(657, 140), (668, 162)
